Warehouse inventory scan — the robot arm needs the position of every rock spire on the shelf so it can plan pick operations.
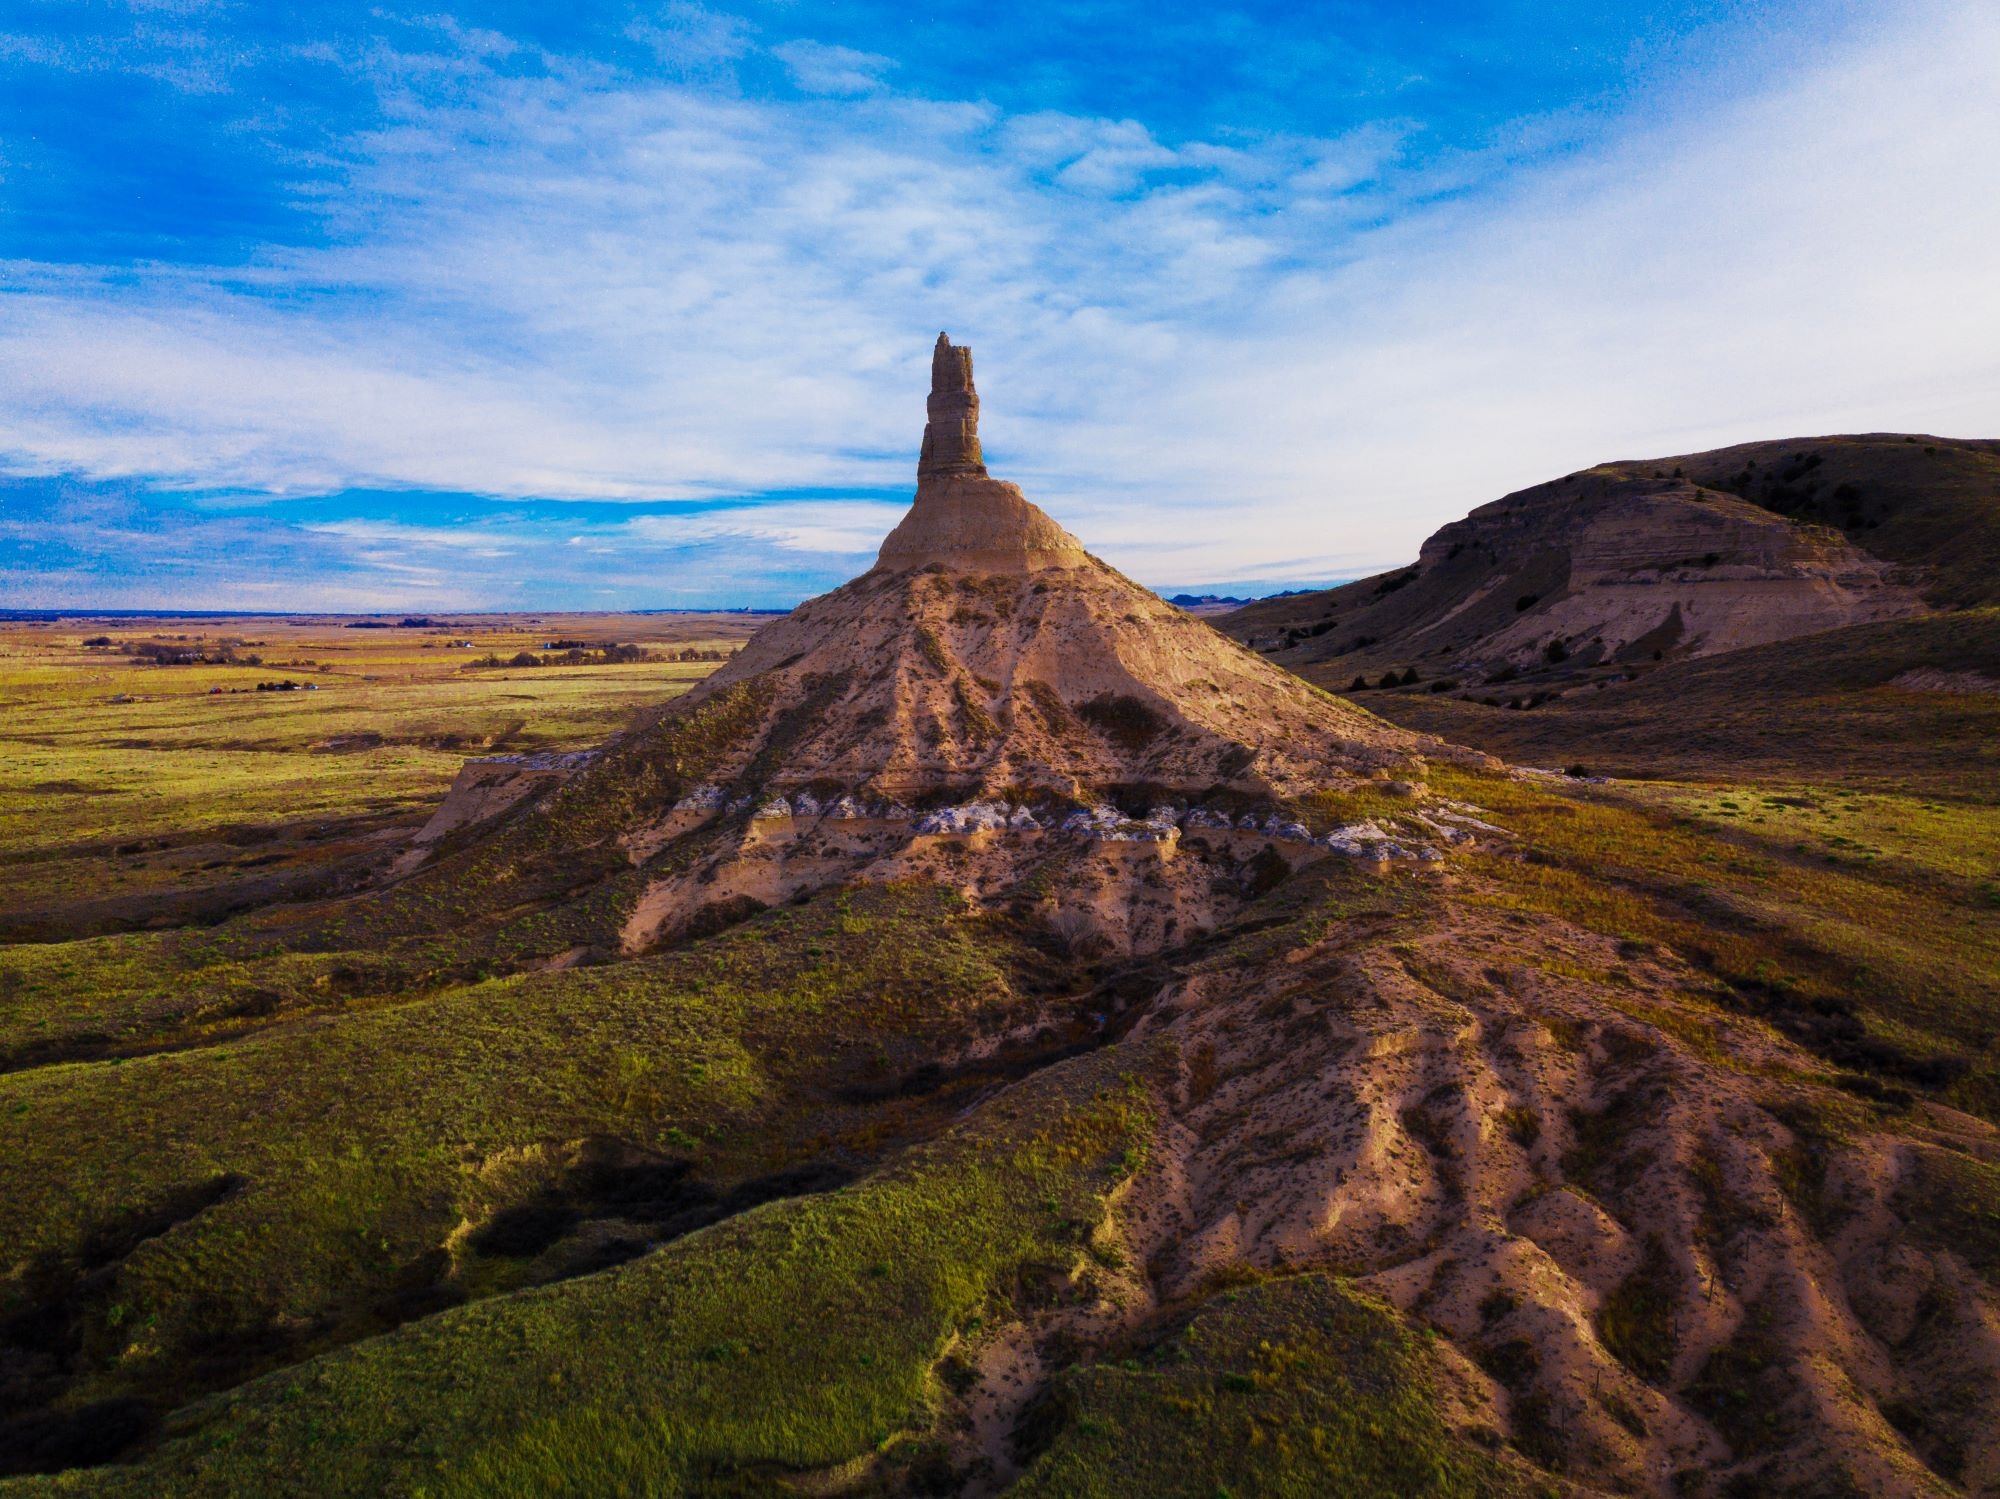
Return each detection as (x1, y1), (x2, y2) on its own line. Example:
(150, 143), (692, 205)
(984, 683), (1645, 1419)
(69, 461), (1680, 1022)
(877, 332), (1088, 574)
(918, 333), (985, 478)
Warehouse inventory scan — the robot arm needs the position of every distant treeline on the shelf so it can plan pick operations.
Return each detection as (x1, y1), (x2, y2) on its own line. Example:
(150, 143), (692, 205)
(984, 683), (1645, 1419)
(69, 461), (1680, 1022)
(103, 638), (266, 667)
(461, 643), (734, 670)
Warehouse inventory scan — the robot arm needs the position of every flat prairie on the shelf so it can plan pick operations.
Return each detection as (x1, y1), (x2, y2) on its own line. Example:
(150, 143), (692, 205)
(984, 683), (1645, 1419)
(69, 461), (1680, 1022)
(0, 614), (761, 933)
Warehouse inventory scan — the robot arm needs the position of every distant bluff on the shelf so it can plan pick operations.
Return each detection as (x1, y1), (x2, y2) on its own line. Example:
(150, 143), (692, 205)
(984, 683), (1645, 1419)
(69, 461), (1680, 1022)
(1224, 433), (2000, 695)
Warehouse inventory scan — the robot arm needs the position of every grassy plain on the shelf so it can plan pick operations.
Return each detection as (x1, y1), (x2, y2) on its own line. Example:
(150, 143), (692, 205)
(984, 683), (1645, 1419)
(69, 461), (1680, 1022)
(4, 606), (1998, 1493)
(0, 614), (760, 926)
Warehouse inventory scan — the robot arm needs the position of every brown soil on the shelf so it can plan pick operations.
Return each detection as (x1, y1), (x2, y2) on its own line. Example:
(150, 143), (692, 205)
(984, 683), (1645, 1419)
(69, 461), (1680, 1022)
(1104, 895), (1999, 1496)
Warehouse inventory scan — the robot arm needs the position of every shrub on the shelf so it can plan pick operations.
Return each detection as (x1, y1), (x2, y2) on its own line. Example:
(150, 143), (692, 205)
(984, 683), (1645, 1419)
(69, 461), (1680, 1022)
(1348, 675), (1369, 692)
(1514, 594), (1539, 612)
(1499, 1107), (1541, 1148)
(1544, 639), (1568, 664)
(1076, 693), (1167, 751)
(914, 626), (951, 673)
(1598, 1237), (1679, 1383)
(1045, 906), (1108, 959)
(1372, 568), (1418, 597)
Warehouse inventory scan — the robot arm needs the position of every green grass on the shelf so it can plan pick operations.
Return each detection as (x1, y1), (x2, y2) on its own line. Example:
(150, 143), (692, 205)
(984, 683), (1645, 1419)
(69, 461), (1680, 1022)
(1429, 766), (2000, 1116)
(0, 930), (383, 1065)
(0, 882), (1073, 1435)
(3, 1041), (1157, 1498)
(1640, 782), (2000, 887)
(0, 616), (748, 916)
(1010, 1273), (1538, 1498)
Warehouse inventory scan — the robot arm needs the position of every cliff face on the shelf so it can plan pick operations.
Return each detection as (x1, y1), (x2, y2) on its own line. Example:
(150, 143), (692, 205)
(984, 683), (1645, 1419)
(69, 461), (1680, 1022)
(1417, 471), (1919, 667)
(917, 332), (984, 477)
(1225, 456), (1932, 690)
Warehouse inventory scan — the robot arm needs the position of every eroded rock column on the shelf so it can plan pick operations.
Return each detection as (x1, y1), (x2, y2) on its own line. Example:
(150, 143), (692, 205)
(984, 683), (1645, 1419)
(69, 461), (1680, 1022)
(918, 332), (986, 478)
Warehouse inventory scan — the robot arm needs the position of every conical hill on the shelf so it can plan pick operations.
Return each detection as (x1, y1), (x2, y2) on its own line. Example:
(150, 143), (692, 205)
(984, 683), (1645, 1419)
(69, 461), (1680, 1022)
(392, 334), (1456, 958)
(638, 333), (1436, 806)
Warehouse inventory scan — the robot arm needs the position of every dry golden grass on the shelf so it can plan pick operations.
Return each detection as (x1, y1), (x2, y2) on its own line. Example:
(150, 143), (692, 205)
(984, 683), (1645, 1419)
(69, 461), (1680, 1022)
(0, 614), (759, 919)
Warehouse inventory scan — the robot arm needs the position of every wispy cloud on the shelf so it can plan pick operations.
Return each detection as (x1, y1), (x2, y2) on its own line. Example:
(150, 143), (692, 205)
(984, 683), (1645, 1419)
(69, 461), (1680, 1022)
(773, 39), (894, 96)
(626, 2), (755, 77)
(1, 0), (1995, 607)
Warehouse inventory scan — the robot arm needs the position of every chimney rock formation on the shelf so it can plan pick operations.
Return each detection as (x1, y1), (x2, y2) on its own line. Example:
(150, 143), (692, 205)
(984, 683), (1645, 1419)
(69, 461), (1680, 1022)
(627, 329), (1433, 812)
(918, 333), (985, 478)
(877, 333), (1088, 574)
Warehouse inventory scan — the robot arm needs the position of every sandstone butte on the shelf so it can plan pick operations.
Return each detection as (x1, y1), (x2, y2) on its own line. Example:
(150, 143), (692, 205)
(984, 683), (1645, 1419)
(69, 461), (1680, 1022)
(659, 332), (1446, 804)
(408, 331), (1458, 951)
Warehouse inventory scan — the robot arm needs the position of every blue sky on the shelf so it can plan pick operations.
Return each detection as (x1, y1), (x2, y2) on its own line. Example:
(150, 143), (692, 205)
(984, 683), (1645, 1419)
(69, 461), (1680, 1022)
(2, 0), (1996, 610)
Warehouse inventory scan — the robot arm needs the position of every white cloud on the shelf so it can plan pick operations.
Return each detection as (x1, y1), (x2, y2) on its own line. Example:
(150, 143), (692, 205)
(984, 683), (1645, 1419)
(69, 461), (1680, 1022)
(1, 0), (1996, 594)
(626, 3), (754, 77)
(773, 39), (895, 96)
(628, 499), (910, 554)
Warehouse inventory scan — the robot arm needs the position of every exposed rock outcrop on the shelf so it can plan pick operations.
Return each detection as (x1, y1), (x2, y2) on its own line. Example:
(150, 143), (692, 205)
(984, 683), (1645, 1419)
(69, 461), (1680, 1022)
(1225, 453), (1932, 691)
(399, 750), (600, 864)
(878, 334), (1088, 574)
(917, 332), (984, 478)
(668, 333), (1436, 803)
